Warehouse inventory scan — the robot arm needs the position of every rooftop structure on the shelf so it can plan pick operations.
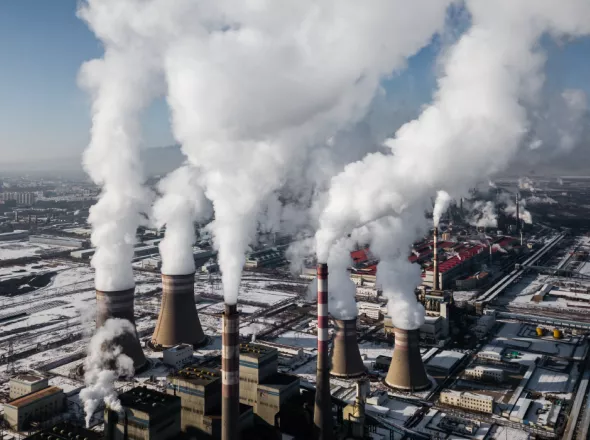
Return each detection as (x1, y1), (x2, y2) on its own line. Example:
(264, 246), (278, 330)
(23, 422), (103, 440)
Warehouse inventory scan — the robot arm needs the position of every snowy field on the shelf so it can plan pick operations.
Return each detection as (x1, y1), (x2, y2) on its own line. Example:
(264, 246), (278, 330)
(0, 240), (71, 261)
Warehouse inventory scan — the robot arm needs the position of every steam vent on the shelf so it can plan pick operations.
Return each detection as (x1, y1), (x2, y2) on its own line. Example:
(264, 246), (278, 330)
(330, 319), (366, 378)
(96, 288), (147, 370)
(385, 328), (430, 391)
(152, 273), (206, 348)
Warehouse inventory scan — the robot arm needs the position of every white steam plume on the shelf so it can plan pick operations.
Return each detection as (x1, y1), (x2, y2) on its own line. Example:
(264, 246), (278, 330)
(153, 164), (213, 275)
(433, 190), (451, 227)
(468, 201), (498, 228)
(308, 238), (358, 320)
(79, 318), (135, 427)
(492, 243), (507, 253)
(371, 213), (428, 330)
(78, 1), (161, 291)
(527, 195), (557, 205)
(501, 193), (533, 224)
(316, 0), (590, 262)
(161, 1), (453, 303)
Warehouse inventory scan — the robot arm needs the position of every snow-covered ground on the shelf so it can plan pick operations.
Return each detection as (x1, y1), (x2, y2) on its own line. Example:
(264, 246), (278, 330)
(0, 240), (70, 261)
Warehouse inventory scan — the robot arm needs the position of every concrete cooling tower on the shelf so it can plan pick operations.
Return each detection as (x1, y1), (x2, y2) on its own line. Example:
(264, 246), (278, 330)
(384, 328), (430, 391)
(330, 319), (366, 378)
(151, 273), (206, 348)
(96, 288), (147, 370)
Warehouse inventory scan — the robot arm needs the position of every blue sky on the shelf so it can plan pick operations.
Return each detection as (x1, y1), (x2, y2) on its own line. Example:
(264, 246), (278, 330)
(0, 1), (589, 163)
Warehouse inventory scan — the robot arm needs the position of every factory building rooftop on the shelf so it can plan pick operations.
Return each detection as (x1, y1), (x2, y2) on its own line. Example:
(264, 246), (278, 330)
(23, 422), (102, 440)
(118, 386), (180, 415)
(12, 373), (46, 384)
(6, 386), (62, 409)
(169, 366), (220, 386)
(239, 342), (277, 359)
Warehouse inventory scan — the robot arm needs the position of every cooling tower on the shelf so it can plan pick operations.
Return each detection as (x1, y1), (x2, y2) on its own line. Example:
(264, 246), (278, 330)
(222, 304), (239, 440)
(384, 328), (430, 391)
(432, 226), (439, 291)
(96, 288), (147, 370)
(314, 263), (333, 440)
(330, 319), (366, 378)
(151, 273), (206, 348)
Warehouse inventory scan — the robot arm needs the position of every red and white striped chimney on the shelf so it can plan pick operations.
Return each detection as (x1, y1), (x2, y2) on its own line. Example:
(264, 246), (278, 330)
(314, 263), (333, 439)
(222, 304), (239, 440)
(433, 226), (439, 291)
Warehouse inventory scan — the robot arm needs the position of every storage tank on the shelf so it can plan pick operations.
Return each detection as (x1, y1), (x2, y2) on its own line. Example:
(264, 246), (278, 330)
(535, 327), (544, 337)
(553, 328), (562, 339)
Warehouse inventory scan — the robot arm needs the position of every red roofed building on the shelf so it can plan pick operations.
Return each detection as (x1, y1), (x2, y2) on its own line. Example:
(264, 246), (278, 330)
(423, 244), (487, 289)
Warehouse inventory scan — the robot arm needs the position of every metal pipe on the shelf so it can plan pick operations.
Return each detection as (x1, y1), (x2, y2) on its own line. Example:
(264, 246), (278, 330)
(222, 303), (240, 440)
(314, 263), (333, 440)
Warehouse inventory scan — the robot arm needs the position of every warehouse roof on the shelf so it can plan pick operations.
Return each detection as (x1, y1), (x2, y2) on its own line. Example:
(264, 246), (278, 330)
(6, 386), (62, 408)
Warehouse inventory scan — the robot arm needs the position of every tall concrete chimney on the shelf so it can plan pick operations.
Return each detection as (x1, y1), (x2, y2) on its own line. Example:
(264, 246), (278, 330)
(384, 328), (430, 392)
(222, 304), (239, 440)
(151, 273), (206, 348)
(516, 191), (520, 234)
(330, 319), (366, 378)
(432, 226), (439, 291)
(314, 263), (333, 440)
(96, 288), (147, 370)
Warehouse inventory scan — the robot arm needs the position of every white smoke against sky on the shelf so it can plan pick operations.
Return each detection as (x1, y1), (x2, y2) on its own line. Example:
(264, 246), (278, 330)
(78, 1), (164, 291)
(79, 319), (136, 428)
(153, 164), (213, 275)
(315, 0), (590, 263)
(527, 195), (558, 205)
(162, 0), (453, 304)
(500, 192), (533, 224)
(433, 190), (452, 227)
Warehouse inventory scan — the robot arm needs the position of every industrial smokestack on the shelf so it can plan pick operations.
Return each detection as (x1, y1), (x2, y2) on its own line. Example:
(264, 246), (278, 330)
(222, 304), (239, 440)
(314, 263), (333, 440)
(330, 319), (366, 378)
(385, 328), (430, 392)
(516, 191), (520, 234)
(95, 289), (146, 370)
(432, 226), (439, 291)
(151, 273), (206, 348)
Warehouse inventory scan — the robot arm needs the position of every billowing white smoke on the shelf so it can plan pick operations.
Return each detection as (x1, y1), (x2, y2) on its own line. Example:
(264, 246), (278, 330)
(492, 243), (508, 253)
(527, 195), (557, 205)
(433, 190), (451, 227)
(162, 1), (453, 304)
(371, 214), (428, 330)
(468, 201), (498, 228)
(488, 180), (497, 189)
(315, 0), (590, 263)
(558, 89), (588, 154)
(307, 238), (358, 320)
(557, 177), (564, 185)
(78, 1), (162, 291)
(80, 319), (135, 427)
(153, 164), (213, 275)
(518, 176), (536, 191)
(501, 193), (533, 224)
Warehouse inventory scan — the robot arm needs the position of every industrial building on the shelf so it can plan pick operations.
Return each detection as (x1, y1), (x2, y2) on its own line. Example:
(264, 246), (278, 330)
(29, 235), (87, 248)
(23, 422), (102, 440)
(162, 344), (194, 369)
(9, 373), (49, 399)
(104, 387), (181, 440)
(439, 390), (494, 414)
(238, 343), (301, 425)
(4, 386), (65, 430)
(464, 365), (504, 382)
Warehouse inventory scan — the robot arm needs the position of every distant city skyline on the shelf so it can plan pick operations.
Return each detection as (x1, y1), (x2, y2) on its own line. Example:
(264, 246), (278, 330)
(0, 1), (589, 165)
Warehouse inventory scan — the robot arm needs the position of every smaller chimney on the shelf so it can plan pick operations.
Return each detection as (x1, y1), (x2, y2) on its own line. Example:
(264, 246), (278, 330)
(516, 191), (520, 234)
(96, 288), (146, 370)
(222, 304), (239, 440)
(385, 328), (430, 392)
(330, 319), (366, 378)
(432, 226), (439, 291)
(314, 263), (333, 440)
